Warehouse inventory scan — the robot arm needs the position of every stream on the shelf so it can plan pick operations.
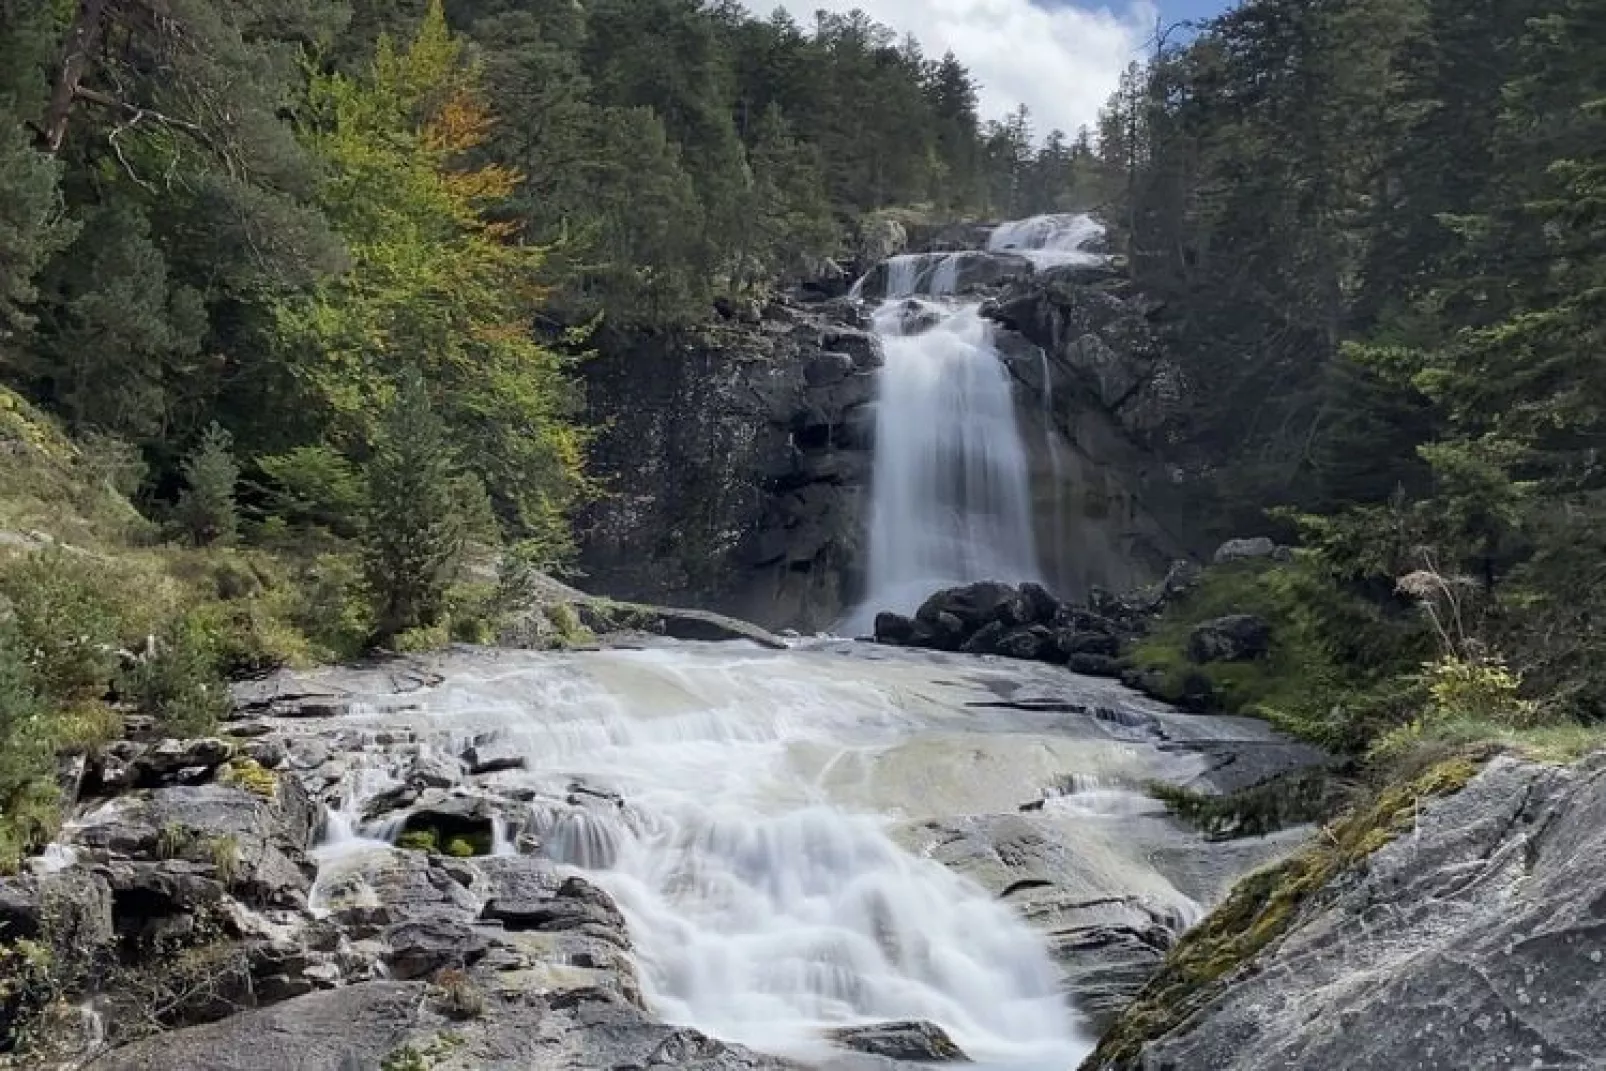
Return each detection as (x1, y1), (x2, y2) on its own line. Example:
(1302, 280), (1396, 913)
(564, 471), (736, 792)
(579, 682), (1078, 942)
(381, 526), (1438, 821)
(303, 639), (1312, 1068)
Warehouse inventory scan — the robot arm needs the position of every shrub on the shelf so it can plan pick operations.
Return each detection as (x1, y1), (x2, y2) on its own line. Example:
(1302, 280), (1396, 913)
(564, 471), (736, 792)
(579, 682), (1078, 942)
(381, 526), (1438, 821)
(120, 613), (229, 736)
(1126, 558), (1429, 748)
(0, 550), (122, 702)
(0, 629), (59, 871)
(254, 445), (366, 536)
(175, 423), (239, 547)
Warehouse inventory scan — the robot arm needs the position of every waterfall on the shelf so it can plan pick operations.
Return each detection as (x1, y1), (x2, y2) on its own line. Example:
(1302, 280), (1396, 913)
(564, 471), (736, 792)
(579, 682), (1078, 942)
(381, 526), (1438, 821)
(846, 214), (1105, 630)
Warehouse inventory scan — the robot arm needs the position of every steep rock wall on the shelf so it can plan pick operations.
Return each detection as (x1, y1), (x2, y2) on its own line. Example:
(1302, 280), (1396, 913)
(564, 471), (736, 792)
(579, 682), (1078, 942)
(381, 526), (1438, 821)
(578, 240), (1199, 630)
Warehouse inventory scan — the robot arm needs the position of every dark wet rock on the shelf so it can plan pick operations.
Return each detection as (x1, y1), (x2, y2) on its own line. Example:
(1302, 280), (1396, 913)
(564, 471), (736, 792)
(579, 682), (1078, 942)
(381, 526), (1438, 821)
(917, 582), (1029, 631)
(462, 738), (526, 776)
(383, 917), (490, 979)
(131, 737), (234, 784)
(960, 620), (1008, 656)
(1066, 653), (1124, 678)
(873, 612), (919, 645)
(482, 876), (631, 950)
(996, 626), (1053, 661)
(1018, 581), (1062, 625)
(1187, 615), (1272, 663)
(830, 1019), (968, 1061)
(1058, 630), (1120, 658)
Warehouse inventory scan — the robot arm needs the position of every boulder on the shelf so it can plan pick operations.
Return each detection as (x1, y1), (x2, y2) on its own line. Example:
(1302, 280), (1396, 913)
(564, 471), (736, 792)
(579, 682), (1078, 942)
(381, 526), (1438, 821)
(461, 738), (527, 776)
(916, 582), (1028, 631)
(1187, 615), (1272, 663)
(132, 737), (234, 785)
(481, 876), (632, 951)
(85, 981), (429, 1071)
(873, 612), (920, 645)
(382, 917), (490, 979)
(996, 626), (1053, 661)
(1057, 630), (1120, 658)
(830, 1020), (969, 1062)
(1066, 653), (1124, 678)
(1017, 582), (1062, 625)
(960, 620), (1008, 656)
(1212, 537), (1279, 565)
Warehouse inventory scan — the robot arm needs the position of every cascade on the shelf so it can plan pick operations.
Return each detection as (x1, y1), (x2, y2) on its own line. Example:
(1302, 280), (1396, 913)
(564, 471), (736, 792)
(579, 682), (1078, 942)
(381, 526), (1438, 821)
(847, 214), (1106, 630)
(312, 645), (1190, 1067)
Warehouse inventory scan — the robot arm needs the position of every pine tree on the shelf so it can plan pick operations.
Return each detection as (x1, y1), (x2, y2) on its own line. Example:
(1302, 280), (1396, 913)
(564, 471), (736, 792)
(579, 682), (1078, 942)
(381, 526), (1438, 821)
(176, 422), (240, 546)
(363, 375), (464, 643)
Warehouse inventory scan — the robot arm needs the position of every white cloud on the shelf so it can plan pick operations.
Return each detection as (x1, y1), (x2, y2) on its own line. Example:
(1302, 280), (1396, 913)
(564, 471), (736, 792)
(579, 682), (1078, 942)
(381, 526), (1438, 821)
(774, 0), (1157, 137)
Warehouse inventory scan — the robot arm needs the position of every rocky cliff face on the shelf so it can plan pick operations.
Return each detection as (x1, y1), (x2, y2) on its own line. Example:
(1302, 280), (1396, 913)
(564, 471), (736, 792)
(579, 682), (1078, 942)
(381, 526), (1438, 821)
(1088, 751), (1606, 1070)
(577, 301), (879, 632)
(579, 229), (1199, 631)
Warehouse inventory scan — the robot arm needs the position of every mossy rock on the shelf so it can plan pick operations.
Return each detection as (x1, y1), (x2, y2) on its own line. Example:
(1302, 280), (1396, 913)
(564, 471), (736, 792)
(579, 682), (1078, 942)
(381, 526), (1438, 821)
(1090, 751), (1487, 1068)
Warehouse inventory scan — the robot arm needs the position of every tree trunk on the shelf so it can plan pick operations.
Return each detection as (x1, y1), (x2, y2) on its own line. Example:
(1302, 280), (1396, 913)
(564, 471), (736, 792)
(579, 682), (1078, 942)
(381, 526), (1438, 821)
(40, 0), (113, 154)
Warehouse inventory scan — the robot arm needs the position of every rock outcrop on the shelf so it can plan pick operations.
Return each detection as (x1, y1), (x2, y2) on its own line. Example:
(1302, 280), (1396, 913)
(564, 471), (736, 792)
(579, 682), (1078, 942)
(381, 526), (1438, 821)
(578, 221), (1201, 631)
(578, 300), (879, 632)
(1087, 753), (1606, 1070)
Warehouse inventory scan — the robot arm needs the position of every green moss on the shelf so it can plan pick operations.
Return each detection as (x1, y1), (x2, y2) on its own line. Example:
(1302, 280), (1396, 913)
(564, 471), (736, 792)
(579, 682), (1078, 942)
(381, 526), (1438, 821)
(1149, 767), (1336, 840)
(1090, 753), (1486, 1068)
(397, 829), (439, 853)
(544, 602), (595, 648)
(1124, 558), (1429, 749)
(443, 836), (477, 858)
(219, 758), (277, 799)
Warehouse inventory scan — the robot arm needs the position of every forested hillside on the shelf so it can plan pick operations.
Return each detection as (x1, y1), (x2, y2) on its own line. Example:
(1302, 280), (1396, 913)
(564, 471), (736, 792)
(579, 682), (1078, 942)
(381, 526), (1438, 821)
(1086, 0), (1606, 746)
(0, 0), (1099, 866)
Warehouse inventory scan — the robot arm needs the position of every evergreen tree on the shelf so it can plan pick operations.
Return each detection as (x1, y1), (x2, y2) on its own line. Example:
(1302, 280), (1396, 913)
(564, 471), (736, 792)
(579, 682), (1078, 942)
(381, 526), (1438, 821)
(363, 374), (463, 642)
(176, 422), (240, 546)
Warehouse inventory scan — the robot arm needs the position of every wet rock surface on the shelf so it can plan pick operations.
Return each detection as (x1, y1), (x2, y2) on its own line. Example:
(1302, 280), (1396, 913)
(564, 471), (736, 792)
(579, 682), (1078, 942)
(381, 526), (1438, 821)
(1094, 754), (1606, 1071)
(9, 641), (1338, 1069)
(829, 1020), (968, 1061)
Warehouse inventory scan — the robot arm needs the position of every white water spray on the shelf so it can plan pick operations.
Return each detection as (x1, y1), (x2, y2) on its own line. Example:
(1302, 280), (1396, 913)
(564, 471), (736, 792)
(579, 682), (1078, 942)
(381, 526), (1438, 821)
(847, 214), (1106, 630)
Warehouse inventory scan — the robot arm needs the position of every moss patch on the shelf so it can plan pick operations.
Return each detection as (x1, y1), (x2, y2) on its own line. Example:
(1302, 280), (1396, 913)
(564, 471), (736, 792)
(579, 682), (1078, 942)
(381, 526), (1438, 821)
(1149, 766), (1339, 840)
(1089, 752), (1486, 1069)
(1124, 558), (1429, 749)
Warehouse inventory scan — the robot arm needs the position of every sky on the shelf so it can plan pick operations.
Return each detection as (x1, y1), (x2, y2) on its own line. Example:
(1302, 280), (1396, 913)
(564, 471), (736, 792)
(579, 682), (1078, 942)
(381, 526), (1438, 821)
(774, 0), (1235, 138)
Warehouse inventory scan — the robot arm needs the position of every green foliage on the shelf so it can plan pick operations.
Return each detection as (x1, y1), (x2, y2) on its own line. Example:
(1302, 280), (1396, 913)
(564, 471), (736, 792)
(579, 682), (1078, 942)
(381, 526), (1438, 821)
(176, 423), (240, 547)
(1127, 560), (1429, 749)
(0, 627), (58, 872)
(396, 829), (439, 853)
(254, 445), (365, 536)
(120, 613), (230, 737)
(0, 114), (76, 334)
(363, 376), (464, 643)
(218, 759), (277, 799)
(0, 550), (121, 702)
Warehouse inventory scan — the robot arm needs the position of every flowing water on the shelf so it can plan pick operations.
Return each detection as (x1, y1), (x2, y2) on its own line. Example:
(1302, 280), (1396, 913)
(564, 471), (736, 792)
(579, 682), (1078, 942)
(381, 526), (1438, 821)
(847, 215), (1106, 631)
(308, 641), (1243, 1069)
